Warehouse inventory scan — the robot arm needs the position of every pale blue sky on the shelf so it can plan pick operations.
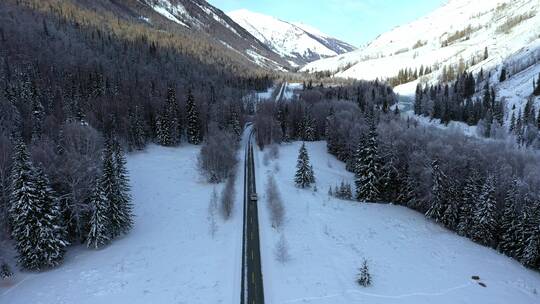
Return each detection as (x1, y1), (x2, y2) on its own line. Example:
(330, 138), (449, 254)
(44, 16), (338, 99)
(208, 0), (447, 47)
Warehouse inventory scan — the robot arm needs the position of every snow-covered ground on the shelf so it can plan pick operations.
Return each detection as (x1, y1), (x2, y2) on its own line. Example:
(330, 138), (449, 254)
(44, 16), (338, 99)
(1, 144), (245, 304)
(256, 141), (540, 304)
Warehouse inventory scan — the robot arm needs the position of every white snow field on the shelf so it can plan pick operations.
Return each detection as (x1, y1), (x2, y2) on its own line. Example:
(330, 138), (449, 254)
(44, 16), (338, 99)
(1, 144), (245, 304)
(256, 141), (540, 304)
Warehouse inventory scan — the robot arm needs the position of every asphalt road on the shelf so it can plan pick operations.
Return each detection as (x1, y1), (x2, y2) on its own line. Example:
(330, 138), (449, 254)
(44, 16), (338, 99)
(241, 129), (265, 304)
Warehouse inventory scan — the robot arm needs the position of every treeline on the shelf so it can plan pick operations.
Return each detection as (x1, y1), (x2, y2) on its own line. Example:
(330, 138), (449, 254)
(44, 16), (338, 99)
(0, 0), (269, 271)
(415, 71), (505, 131)
(388, 65), (434, 87)
(254, 88), (540, 270)
(254, 81), (396, 148)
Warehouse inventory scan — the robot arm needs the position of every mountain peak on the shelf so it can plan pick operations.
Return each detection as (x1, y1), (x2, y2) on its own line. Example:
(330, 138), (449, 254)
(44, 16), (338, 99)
(227, 9), (356, 66)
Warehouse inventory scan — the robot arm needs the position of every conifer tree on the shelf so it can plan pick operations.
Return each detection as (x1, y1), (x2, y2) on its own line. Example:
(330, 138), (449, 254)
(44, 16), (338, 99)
(100, 139), (134, 239)
(355, 119), (380, 202)
(165, 86), (180, 145)
(499, 67), (507, 82)
(128, 106), (146, 151)
(471, 175), (498, 246)
(112, 141), (134, 236)
(519, 200), (540, 267)
(357, 259), (372, 287)
(498, 179), (521, 257)
(425, 159), (449, 223)
(186, 90), (202, 145)
(457, 169), (482, 237)
(396, 171), (416, 208)
(10, 141), (68, 270)
(9, 142), (42, 270)
(534, 74), (540, 96)
(0, 262), (13, 279)
(379, 155), (400, 203)
(294, 143), (315, 188)
(33, 167), (68, 267)
(86, 180), (110, 249)
(301, 111), (316, 142)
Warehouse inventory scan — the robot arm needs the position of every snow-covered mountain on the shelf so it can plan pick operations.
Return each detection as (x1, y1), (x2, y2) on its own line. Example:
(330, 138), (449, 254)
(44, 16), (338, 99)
(137, 0), (289, 70)
(228, 9), (356, 67)
(302, 0), (540, 98)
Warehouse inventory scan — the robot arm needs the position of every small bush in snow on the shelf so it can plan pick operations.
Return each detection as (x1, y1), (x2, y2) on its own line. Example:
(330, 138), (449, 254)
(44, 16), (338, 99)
(275, 234), (290, 263)
(198, 129), (238, 183)
(0, 262), (13, 279)
(220, 175), (236, 220)
(357, 259), (372, 287)
(266, 175), (285, 229)
(207, 188), (218, 238)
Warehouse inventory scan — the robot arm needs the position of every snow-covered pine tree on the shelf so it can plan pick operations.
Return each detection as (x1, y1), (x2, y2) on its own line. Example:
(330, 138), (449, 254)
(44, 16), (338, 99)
(165, 86), (180, 145)
(31, 98), (44, 143)
(519, 200), (540, 268)
(33, 167), (68, 268)
(301, 110), (316, 142)
(0, 262), (13, 279)
(425, 159), (449, 223)
(155, 115), (170, 146)
(441, 185), (459, 230)
(112, 140), (134, 236)
(470, 175), (498, 246)
(378, 153), (400, 203)
(498, 179), (521, 257)
(396, 163), (416, 207)
(9, 141), (41, 270)
(86, 180), (110, 249)
(228, 107), (242, 139)
(357, 259), (372, 287)
(457, 169), (482, 237)
(99, 139), (133, 240)
(128, 106), (146, 151)
(294, 143), (315, 188)
(355, 119), (380, 202)
(186, 90), (202, 145)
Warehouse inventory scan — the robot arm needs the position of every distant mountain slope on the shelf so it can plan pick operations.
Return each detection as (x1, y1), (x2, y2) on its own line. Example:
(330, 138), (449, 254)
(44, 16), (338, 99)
(302, 0), (540, 94)
(138, 0), (289, 70)
(228, 9), (356, 67)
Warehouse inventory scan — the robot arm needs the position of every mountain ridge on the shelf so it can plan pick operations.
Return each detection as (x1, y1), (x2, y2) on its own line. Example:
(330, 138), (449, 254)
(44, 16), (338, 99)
(228, 9), (356, 67)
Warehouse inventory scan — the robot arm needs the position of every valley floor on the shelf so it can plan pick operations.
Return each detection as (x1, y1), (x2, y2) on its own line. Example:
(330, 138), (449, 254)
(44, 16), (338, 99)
(1, 144), (245, 304)
(1, 140), (539, 304)
(257, 141), (540, 304)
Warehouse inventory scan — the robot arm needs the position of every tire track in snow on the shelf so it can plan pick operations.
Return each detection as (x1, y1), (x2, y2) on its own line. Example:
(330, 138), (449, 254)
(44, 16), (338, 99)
(281, 281), (475, 303)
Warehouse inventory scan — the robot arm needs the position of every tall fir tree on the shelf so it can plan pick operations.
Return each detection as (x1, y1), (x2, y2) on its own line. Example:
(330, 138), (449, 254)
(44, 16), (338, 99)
(128, 106), (146, 151)
(186, 90), (202, 145)
(396, 163), (416, 208)
(112, 140), (134, 236)
(457, 169), (482, 237)
(470, 175), (498, 246)
(86, 180), (110, 249)
(100, 139), (134, 239)
(301, 110), (316, 142)
(425, 159), (449, 223)
(34, 167), (68, 267)
(10, 141), (68, 270)
(355, 119), (380, 202)
(498, 179), (521, 257)
(519, 200), (540, 268)
(165, 86), (180, 145)
(294, 143), (315, 188)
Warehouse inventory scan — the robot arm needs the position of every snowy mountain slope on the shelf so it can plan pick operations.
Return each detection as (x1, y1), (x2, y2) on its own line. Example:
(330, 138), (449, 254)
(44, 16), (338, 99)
(228, 9), (356, 67)
(302, 0), (540, 94)
(1, 144), (245, 303)
(137, 0), (289, 70)
(256, 141), (540, 304)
